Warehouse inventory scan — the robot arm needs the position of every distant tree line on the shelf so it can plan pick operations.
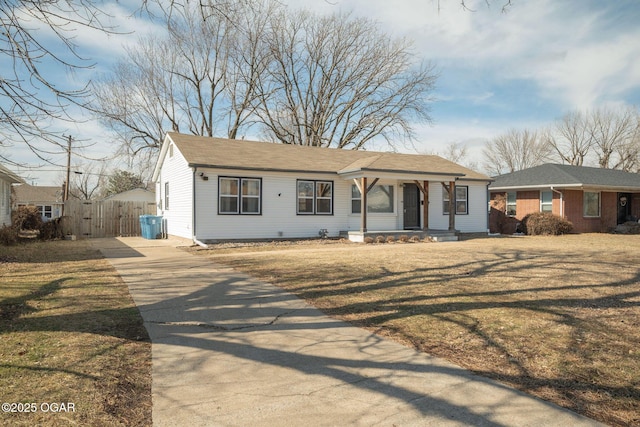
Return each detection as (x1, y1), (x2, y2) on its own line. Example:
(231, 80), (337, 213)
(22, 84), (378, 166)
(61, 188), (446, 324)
(482, 106), (640, 175)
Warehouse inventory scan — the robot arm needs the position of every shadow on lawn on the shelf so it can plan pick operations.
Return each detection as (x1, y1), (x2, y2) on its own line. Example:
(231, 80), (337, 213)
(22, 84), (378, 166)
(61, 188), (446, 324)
(222, 246), (640, 426)
(85, 237), (630, 426)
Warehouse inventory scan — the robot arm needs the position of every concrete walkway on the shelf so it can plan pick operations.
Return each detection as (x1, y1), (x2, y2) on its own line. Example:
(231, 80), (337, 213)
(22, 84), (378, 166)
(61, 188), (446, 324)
(92, 237), (603, 427)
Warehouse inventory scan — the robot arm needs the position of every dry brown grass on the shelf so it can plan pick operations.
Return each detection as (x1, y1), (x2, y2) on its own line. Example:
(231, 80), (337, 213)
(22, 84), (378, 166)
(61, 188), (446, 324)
(0, 240), (151, 426)
(189, 234), (640, 427)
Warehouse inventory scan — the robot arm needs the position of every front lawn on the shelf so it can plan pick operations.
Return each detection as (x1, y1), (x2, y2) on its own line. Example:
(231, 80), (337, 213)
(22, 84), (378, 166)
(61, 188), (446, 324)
(0, 240), (151, 426)
(189, 234), (640, 427)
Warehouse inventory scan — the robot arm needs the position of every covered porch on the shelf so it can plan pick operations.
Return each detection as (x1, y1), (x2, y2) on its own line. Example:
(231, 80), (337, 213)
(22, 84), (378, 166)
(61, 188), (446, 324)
(338, 167), (464, 242)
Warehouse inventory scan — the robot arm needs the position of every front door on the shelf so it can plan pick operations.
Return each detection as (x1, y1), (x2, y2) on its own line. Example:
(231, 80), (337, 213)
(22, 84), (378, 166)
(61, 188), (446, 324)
(618, 193), (632, 224)
(403, 183), (420, 229)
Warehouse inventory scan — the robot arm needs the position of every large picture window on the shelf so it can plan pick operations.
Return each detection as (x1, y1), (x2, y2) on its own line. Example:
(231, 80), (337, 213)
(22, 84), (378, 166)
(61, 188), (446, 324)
(443, 185), (468, 215)
(297, 180), (333, 215)
(219, 177), (261, 214)
(583, 191), (600, 217)
(351, 185), (394, 213)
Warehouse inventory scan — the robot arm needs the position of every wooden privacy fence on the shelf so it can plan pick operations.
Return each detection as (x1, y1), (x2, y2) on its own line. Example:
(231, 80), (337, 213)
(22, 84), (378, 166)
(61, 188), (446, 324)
(62, 200), (157, 238)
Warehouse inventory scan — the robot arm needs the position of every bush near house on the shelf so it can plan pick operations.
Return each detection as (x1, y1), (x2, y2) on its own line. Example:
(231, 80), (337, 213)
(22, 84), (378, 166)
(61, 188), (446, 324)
(521, 212), (573, 235)
(0, 206), (63, 245)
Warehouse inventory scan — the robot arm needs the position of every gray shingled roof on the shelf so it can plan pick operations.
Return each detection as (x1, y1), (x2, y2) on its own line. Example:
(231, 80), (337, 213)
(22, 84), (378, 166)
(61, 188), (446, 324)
(160, 132), (491, 181)
(490, 164), (640, 190)
(13, 184), (64, 203)
(0, 163), (24, 184)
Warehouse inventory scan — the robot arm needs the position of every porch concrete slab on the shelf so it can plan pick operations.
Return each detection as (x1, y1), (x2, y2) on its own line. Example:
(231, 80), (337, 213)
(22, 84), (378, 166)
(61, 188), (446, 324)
(92, 237), (604, 427)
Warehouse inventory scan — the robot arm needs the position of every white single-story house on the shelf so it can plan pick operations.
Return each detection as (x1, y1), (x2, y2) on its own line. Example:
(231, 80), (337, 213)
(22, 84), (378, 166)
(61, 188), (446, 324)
(13, 184), (64, 221)
(152, 132), (492, 243)
(0, 163), (24, 226)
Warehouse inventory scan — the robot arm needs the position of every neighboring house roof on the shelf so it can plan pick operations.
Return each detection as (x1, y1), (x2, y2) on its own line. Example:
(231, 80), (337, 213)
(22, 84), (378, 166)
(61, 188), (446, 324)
(490, 164), (640, 191)
(0, 163), (25, 184)
(13, 184), (64, 204)
(153, 132), (491, 182)
(101, 188), (155, 202)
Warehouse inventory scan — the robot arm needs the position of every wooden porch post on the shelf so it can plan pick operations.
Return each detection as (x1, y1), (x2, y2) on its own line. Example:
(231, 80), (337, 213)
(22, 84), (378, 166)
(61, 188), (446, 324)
(423, 180), (429, 230)
(414, 180), (430, 230)
(360, 177), (367, 232)
(448, 181), (455, 231)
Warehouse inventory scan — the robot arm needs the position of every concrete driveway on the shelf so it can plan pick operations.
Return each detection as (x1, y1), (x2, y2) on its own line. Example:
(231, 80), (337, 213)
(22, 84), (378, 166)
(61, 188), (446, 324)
(92, 237), (603, 427)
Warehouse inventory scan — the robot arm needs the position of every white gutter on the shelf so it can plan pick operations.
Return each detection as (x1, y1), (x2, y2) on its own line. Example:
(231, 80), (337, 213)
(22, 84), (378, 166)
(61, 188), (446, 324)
(550, 186), (564, 218)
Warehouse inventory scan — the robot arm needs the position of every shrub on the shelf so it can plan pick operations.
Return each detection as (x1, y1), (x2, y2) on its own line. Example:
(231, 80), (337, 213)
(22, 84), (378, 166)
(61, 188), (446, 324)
(409, 235), (421, 243)
(521, 212), (573, 236)
(12, 206), (43, 231)
(385, 236), (395, 243)
(0, 225), (18, 245)
(398, 235), (409, 243)
(375, 235), (385, 244)
(363, 237), (374, 244)
(39, 218), (63, 241)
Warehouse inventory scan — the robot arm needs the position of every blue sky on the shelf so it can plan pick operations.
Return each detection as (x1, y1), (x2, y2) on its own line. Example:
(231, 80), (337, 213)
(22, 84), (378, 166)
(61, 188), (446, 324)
(5, 0), (640, 184)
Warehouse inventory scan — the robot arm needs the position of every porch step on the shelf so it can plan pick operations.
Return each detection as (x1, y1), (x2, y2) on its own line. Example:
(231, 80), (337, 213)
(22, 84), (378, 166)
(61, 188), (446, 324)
(345, 229), (459, 242)
(430, 234), (458, 242)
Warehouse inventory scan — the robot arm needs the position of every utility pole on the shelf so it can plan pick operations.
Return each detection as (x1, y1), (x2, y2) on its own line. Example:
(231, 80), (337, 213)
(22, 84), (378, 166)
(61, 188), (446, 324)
(62, 135), (72, 216)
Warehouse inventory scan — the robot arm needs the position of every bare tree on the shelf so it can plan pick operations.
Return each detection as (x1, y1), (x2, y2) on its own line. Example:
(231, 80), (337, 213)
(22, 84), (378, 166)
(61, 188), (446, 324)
(431, 141), (479, 170)
(257, 10), (436, 149)
(483, 128), (553, 176)
(587, 106), (637, 169)
(92, 1), (275, 157)
(613, 111), (640, 172)
(0, 0), (118, 164)
(546, 111), (593, 166)
(68, 162), (107, 200)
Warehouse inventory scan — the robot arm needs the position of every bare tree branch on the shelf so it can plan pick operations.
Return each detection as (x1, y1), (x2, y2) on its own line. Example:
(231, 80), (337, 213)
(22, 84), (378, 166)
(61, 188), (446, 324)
(257, 10), (436, 149)
(483, 128), (552, 175)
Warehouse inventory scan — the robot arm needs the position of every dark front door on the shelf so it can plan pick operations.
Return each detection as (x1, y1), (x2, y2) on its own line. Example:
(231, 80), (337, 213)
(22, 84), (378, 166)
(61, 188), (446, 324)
(403, 183), (420, 229)
(618, 193), (632, 224)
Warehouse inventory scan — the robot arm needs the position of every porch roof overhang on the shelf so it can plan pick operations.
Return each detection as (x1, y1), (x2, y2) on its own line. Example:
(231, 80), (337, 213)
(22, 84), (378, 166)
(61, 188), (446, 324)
(337, 168), (465, 182)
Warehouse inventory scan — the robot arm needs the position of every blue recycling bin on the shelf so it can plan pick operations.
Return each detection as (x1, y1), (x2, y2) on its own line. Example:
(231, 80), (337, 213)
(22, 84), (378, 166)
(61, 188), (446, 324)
(140, 215), (163, 239)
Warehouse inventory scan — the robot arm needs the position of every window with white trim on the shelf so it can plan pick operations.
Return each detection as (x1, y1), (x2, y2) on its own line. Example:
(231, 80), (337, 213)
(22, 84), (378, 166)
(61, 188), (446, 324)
(297, 180), (333, 215)
(583, 192), (600, 217)
(219, 177), (261, 215)
(540, 191), (553, 212)
(443, 185), (468, 215)
(506, 192), (516, 216)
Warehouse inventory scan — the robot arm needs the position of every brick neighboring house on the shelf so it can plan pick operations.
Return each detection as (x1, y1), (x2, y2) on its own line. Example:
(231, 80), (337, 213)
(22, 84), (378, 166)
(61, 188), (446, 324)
(13, 184), (64, 220)
(489, 164), (640, 234)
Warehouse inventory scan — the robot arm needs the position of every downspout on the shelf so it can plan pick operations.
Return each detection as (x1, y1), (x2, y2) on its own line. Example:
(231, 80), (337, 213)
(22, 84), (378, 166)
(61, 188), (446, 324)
(550, 186), (564, 218)
(191, 168), (208, 248)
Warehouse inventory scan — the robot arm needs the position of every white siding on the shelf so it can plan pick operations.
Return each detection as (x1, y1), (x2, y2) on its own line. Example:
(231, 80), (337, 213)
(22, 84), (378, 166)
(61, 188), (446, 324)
(196, 169), (363, 240)
(157, 144), (194, 239)
(190, 173), (489, 240)
(0, 179), (10, 226)
(428, 180), (488, 232)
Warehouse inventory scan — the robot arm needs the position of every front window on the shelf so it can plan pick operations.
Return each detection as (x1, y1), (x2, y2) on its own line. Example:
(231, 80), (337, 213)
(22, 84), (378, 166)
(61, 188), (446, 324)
(297, 180), (333, 215)
(351, 185), (394, 213)
(583, 192), (600, 217)
(219, 177), (261, 215)
(506, 192), (516, 216)
(540, 191), (553, 212)
(443, 185), (468, 215)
